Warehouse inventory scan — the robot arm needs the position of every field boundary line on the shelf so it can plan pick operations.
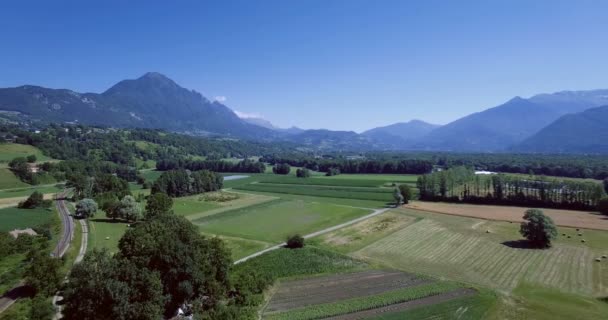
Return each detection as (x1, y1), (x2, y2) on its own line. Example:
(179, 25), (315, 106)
(234, 207), (391, 264)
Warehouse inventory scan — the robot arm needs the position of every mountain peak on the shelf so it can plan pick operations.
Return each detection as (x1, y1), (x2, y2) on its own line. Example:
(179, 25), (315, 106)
(140, 72), (171, 81)
(135, 72), (178, 87)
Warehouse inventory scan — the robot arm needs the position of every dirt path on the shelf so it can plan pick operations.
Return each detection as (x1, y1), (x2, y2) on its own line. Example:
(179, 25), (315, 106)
(234, 207), (391, 264)
(75, 219), (88, 263)
(406, 201), (608, 231)
(321, 288), (477, 320)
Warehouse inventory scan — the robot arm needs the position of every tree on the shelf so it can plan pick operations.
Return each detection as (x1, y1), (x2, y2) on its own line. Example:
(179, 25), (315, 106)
(76, 198), (98, 219)
(393, 188), (404, 206)
(286, 234), (305, 249)
(272, 163), (291, 175)
(152, 169), (222, 197)
(398, 184), (413, 204)
(520, 209), (558, 248)
(29, 296), (55, 320)
(296, 168), (311, 178)
(604, 178), (608, 194)
(145, 192), (173, 219)
(598, 197), (608, 215)
(24, 251), (62, 296)
(325, 167), (340, 176)
(18, 191), (45, 209)
(27, 154), (37, 163)
(102, 199), (121, 221)
(117, 215), (231, 316)
(118, 195), (142, 222)
(9, 156), (35, 184)
(62, 249), (164, 320)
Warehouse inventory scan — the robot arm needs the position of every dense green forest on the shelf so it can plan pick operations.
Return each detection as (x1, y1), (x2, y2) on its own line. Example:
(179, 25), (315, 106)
(156, 158), (265, 173)
(261, 155), (434, 174)
(152, 169), (223, 197)
(417, 167), (606, 211)
(261, 153), (608, 179)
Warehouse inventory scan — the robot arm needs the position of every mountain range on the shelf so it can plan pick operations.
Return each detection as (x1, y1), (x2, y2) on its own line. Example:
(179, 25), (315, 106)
(1, 72), (607, 153)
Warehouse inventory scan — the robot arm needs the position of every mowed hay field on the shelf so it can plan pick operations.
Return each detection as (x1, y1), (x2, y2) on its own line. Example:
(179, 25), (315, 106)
(353, 208), (606, 297)
(407, 201), (608, 231)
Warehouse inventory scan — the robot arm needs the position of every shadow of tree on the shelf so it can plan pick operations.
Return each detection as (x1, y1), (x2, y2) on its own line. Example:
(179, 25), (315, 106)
(501, 239), (549, 250)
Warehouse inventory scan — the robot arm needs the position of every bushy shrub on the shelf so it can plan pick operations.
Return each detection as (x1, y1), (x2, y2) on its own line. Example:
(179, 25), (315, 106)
(296, 168), (311, 178)
(273, 163), (291, 175)
(286, 234), (305, 249)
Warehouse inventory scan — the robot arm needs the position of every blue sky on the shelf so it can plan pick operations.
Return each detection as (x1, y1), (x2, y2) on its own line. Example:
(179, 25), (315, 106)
(1, 0), (608, 132)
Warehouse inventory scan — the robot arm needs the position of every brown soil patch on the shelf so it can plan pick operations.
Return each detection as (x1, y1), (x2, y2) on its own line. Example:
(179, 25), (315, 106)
(322, 288), (477, 320)
(406, 201), (608, 231)
(322, 212), (414, 247)
(264, 270), (426, 313)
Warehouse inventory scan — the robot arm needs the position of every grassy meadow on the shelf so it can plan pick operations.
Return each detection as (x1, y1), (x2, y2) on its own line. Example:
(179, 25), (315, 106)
(195, 199), (371, 243)
(0, 207), (54, 232)
(0, 143), (51, 166)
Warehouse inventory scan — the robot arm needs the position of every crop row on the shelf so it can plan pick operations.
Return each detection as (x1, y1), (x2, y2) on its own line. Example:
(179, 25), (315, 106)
(235, 184), (394, 201)
(232, 247), (368, 281)
(264, 282), (462, 320)
(367, 291), (496, 320)
(267, 271), (426, 312)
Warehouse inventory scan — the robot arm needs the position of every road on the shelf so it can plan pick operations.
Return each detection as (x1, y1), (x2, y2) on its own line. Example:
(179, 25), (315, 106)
(53, 191), (74, 258)
(234, 207), (391, 264)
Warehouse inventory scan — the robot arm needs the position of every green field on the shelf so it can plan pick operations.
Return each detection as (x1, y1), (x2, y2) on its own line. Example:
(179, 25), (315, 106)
(0, 184), (62, 199)
(0, 143), (51, 165)
(194, 200), (371, 243)
(140, 169), (163, 182)
(232, 246), (368, 280)
(173, 195), (222, 216)
(88, 212), (129, 254)
(317, 173), (419, 183)
(0, 207), (54, 232)
(0, 168), (29, 189)
(235, 183), (394, 202)
(213, 235), (271, 260)
(257, 175), (397, 187)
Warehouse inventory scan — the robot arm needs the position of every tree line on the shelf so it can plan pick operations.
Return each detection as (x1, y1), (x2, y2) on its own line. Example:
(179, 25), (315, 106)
(152, 169), (223, 197)
(417, 167), (607, 211)
(261, 155), (433, 174)
(156, 158), (265, 173)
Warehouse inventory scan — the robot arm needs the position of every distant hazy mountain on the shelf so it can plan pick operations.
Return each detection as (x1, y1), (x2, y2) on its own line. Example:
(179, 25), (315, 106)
(362, 120), (440, 146)
(238, 114), (306, 135)
(279, 126), (305, 135)
(0, 72), (277, 139)
(289, 129), (383, 151)
(414, 90), (608, 152)
(514, 105), (608, 154)
(240, 117), (278, 130)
